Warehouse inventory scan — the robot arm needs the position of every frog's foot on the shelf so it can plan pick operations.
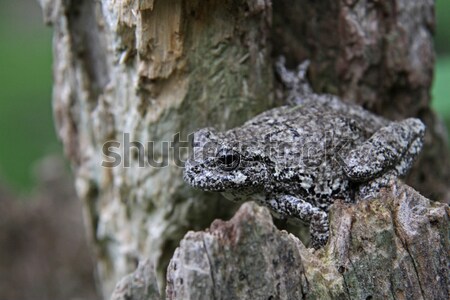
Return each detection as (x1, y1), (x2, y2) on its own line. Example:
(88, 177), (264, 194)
(309, 212), (329, 249)
(357, 170), (396, 199)
(275, 56), (313, 104)
(266, 195), (329, 249)
(340, 118), (425, 183)
(358, 128), (424, 199)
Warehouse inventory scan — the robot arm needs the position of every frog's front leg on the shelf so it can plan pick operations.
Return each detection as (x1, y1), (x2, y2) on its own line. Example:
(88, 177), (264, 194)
(266, 195), (329, 249)
(339, 118), (425, 196)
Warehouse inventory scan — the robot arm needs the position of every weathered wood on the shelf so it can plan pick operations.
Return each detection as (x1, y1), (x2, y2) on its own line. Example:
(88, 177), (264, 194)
(165, 182), (449, 300)
(39, 0), (273, 297)
(39, 0), (450, 299)
(110, 259), (160, 300)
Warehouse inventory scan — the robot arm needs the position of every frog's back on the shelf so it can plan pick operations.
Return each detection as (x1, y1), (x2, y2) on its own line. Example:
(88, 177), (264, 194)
(234, 100), (389, 155)
(245, 97), (389, 135)
(227, 99), (391, 205)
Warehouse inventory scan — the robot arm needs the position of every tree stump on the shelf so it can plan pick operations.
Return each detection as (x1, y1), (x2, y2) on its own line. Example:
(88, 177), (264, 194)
(112, 182), (449, 299)
(166, 182), (448, 299)
(38, 0), (449, 298)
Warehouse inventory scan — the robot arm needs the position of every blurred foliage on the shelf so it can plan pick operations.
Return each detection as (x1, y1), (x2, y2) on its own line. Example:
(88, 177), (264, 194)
(0, 2), (60, 191)
(432, 57), (450, 138)
(436, 0), (450, 54)
(0, 1), (448, 191)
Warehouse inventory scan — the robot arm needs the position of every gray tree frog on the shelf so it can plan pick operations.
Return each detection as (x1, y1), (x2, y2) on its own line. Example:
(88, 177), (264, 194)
(184, 58), (425, 248)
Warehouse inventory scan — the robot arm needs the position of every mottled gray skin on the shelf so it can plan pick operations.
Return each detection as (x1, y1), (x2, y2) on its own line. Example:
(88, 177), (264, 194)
(184, 59), (425, 248)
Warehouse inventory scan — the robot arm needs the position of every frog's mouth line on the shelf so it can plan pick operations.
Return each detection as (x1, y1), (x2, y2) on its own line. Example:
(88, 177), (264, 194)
(184, 169), (253, 193)
(183, 158), (233, 191)
(187, 175), (229, 192)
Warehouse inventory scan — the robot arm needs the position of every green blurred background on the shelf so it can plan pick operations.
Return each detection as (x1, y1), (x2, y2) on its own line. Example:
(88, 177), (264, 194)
(0, 1), (58, 192)
(0, 0), (449, 192)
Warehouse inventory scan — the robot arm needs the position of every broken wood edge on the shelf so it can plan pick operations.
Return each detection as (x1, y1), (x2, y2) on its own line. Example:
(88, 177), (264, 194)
(110, 181), (449, 299)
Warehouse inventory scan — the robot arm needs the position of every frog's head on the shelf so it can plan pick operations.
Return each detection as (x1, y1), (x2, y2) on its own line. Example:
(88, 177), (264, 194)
(184, 127), (269, 197)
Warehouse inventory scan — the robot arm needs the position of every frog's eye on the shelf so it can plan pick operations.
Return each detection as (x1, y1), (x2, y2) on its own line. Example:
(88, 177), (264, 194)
(216, 148), (240, 171)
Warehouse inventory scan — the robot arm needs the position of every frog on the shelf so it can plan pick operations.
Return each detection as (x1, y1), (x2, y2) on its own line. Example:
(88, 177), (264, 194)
(183, 58), (425, 248)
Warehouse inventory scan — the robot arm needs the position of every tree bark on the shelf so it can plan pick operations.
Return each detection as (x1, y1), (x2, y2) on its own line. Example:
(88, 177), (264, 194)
(165, 183), (448, 300)
(38, 0), (449, 299)
(39, 0), (273, 297)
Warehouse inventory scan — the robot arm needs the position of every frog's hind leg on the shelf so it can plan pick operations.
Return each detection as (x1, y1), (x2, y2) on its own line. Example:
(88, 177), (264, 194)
(275, 57), (313, 104)
(266, 194), (329, 248)
(339, 118), (425, 197)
